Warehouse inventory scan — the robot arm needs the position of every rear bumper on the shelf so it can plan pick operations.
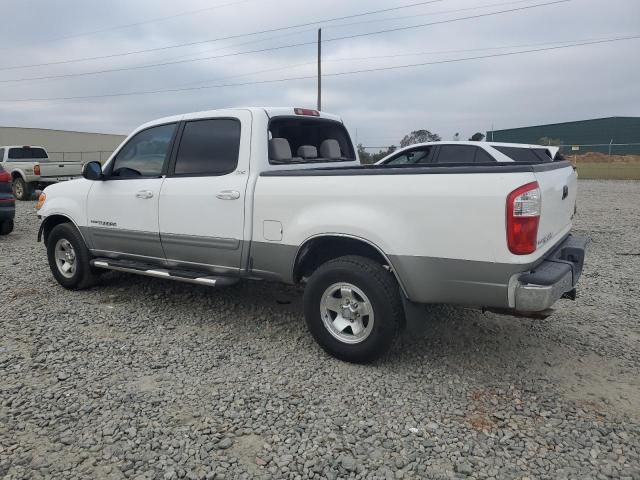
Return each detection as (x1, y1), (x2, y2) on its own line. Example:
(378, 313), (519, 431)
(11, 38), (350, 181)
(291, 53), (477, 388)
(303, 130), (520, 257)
(514, 235), (588, 312)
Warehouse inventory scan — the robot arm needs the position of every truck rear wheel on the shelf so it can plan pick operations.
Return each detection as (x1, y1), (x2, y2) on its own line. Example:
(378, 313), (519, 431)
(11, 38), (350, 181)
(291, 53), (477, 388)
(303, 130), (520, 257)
(303, 255), (403, 363)
(47, 223), (96, 290)
(13, 177), (33, 201)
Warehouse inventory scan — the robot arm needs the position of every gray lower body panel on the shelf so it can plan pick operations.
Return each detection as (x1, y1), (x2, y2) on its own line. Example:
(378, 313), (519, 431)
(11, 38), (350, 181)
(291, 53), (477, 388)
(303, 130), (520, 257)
(79, 226), (585, 314)
(161, 232), (241, 268)
(391, 234), (587, 310)
(88, 227), (164, 259)
(249, 241), (530, 308)
(85, 227), (243, 275)
(249, 241), (531, 308)
(249, 241), (298, 282)
(389, 255), (529, 308)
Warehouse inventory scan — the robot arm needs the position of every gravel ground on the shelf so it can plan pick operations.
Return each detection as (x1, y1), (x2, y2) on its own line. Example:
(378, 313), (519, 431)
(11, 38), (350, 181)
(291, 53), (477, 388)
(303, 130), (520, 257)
(1, 179), (639, 480)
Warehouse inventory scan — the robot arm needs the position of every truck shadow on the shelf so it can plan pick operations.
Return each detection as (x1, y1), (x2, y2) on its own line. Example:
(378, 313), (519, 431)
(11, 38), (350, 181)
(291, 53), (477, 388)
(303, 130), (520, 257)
(97, 272), (550, 370)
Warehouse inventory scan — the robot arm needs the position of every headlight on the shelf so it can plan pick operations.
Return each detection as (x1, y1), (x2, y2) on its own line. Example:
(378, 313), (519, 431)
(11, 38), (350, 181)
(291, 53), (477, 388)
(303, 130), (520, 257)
(35, 192), (46, 210)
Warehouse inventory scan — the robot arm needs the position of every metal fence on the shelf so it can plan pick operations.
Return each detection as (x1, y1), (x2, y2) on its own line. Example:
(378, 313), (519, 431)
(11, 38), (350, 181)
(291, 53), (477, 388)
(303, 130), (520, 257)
(557, 142), (640, 156)
(558, 143), (640, 180)
(48, 151), (113, 164)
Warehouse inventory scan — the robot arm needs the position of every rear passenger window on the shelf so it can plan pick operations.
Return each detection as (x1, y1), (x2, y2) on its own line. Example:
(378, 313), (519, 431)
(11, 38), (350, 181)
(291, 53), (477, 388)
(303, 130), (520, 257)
(494, 146), (551, 163)
(532, 148), (553, 161)
(436, 145), (477, 163)
(475, 148), (496, 163)
(174, 119), (240, 176)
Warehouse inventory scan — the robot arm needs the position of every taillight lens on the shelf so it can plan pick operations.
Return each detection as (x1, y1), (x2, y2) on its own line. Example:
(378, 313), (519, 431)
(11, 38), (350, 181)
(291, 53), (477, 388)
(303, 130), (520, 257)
(34, 164), (41, 176)
(506, 181), (541, 255)
(0, 170), (10, 183)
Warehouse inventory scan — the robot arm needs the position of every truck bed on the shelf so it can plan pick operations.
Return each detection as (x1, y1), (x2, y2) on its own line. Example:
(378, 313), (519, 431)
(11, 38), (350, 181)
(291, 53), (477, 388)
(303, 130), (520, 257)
(254, 160), (577, 308)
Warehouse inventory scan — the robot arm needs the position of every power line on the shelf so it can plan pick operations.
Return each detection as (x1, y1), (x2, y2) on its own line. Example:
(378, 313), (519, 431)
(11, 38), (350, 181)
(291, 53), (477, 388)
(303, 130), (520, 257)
(0, 0), (569, 84)
(174, 34), (635, 88)
(2, 34), (636, 103)
(136, 0), (544, 66)
(1, 0), (445, 71)
(112, 0), (546, 68)
(323, 0), (541, 31)
(29, 0), (260, 46)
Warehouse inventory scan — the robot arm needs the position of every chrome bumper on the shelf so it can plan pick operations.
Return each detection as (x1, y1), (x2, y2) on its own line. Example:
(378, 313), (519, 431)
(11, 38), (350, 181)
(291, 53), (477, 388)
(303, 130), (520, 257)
(514, 235), (588, 312)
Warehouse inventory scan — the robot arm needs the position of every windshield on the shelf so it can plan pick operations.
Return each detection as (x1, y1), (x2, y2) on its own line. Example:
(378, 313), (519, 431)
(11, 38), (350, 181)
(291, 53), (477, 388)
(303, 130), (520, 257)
(8, 147), (49, 160)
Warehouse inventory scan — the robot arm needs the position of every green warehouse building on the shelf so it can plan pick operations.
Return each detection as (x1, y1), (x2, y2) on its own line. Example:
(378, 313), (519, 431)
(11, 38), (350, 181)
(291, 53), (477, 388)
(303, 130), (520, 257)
(487, 116), (640, 155)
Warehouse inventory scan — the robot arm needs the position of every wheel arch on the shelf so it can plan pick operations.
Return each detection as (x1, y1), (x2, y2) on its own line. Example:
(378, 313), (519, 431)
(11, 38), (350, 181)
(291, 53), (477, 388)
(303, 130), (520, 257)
(292, 234), (408, 297)
(11, 169), (26, 181)
(39, 214), (88, 248)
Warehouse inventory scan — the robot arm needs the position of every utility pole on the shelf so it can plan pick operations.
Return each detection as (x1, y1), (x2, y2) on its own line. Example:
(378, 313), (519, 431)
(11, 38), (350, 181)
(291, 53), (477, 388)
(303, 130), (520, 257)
(317, 28), (322, 111)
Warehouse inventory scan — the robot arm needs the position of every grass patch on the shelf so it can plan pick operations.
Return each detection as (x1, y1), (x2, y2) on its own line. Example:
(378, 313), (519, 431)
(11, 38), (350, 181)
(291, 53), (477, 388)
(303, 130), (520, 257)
(569, 154), (640, 180)
(575, 162), (640, 180)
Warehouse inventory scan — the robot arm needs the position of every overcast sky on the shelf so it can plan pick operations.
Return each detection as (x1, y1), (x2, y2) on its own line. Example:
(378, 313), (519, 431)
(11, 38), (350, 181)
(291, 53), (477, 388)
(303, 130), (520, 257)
(1, 0), (638, 148)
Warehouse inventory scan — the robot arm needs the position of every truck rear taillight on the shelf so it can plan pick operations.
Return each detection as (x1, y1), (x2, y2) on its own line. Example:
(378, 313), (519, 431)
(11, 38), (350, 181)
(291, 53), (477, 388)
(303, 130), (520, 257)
(0, 171), (10, 183)
(506, 181), (541, 255)
(34, 164), (41, 176)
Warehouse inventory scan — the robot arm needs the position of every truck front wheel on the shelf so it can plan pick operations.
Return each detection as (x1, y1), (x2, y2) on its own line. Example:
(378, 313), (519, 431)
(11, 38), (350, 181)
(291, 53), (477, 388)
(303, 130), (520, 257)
(303, 255), (403, 363)
(47, 223), (96, 290)
(13, 177), (34, 201)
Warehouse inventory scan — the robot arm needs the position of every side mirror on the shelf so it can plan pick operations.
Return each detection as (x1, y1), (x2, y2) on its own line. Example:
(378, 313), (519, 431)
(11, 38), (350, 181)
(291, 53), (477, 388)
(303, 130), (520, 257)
(82, 161), (103, 181)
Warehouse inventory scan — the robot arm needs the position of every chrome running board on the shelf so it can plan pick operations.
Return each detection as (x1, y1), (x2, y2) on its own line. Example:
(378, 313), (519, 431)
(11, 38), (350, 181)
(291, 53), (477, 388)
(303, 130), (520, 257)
(91, 259), (239, 287)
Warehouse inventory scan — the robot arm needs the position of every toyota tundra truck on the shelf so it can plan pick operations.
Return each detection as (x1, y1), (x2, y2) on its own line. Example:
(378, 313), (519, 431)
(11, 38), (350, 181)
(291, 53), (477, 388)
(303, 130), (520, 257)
(35, 107), (587, 362)
(1, 146), (82, 200)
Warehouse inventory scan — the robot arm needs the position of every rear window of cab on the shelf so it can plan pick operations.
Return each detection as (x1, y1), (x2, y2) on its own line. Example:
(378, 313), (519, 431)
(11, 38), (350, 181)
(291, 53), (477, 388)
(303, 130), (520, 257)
(8, 147), (48, 160)
(268, 117), (356, 164)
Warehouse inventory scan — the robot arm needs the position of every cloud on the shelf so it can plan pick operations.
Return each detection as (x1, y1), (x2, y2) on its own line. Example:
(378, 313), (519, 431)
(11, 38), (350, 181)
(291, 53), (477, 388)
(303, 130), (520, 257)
(1, 0), (638, 146)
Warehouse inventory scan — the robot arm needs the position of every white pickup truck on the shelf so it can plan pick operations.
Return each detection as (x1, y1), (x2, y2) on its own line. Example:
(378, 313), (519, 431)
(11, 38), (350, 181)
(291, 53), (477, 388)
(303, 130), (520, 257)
(35, 107), (587, 362)
(0, 145), (82, 200)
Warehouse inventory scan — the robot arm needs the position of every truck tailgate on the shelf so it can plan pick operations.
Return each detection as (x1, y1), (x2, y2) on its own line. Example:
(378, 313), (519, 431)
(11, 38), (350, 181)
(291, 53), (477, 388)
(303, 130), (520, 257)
(39, 161), (82, 180)
(533, 164), (577, 253)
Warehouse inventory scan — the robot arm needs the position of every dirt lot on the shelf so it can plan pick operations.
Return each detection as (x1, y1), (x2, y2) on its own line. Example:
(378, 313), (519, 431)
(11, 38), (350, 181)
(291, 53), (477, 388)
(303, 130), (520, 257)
(1, 180), (639, 480)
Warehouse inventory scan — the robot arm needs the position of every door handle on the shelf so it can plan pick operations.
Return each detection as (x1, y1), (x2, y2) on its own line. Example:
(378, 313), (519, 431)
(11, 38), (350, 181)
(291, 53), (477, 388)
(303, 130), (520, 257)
(135, 190), (154, 199)
(216, 190), (240, 200)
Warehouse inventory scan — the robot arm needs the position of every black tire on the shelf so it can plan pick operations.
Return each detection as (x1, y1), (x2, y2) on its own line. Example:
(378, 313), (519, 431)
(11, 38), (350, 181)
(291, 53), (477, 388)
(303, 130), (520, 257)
(46, 223), (96, 290)
(0, 219), (13, 235)
(12, 177), (34, 201)
(303, 255), (404, 363)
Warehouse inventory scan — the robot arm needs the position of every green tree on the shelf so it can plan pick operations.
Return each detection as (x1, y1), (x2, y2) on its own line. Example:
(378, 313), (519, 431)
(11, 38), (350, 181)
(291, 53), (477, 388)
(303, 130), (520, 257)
(399, 130), (441, 148)
(370, 146), (397, 163)
(469, 132), (485, 141)
(358, 144), (397, 164)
